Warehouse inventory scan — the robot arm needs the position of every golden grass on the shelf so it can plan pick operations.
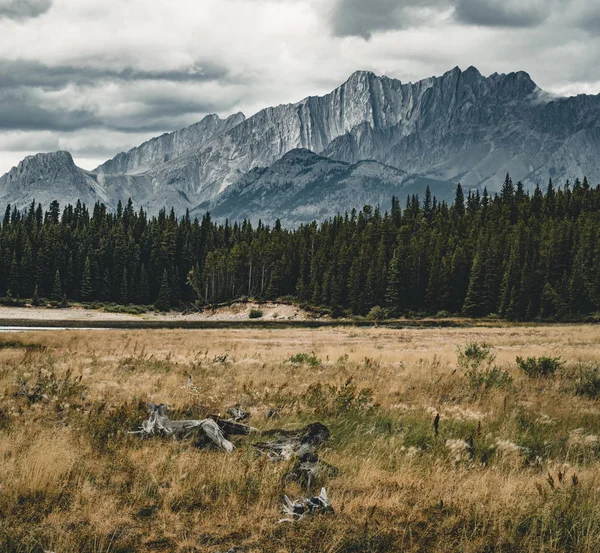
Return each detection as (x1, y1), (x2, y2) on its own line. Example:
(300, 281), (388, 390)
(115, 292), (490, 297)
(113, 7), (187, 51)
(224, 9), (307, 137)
(1, 324), (600, 552)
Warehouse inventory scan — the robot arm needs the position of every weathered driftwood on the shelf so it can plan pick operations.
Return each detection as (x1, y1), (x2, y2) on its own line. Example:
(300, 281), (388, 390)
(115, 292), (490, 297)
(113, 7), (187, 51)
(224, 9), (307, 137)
(254, 422), (330, 461)
(210, 416), (258, 436)
(227, 405), (249, 422)
(133, 403), (235, 452)
(282, 452), (340, 490)
(280, 487), (333, 523)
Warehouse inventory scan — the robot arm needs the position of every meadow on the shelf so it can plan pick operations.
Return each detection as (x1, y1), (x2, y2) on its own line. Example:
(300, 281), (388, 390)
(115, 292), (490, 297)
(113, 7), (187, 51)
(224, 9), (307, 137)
(1, 324), (600, 552)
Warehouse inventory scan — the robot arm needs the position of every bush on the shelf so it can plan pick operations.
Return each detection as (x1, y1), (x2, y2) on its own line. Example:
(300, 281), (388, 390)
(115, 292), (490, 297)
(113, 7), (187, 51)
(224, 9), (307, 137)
(458, 342), (511, 391)
(249, 309), (264, 319)
(458, 342), (493, 371)
(517, 356), (563, 378)
(104, 304), (148, 315)
(287, 352), (320, 367)
(303, 377), (374, 415)
(435, 310), (452, 319)
(466, 365), (513, 391)
(367, 306), (386, 321)
(575, 365), (600, 399)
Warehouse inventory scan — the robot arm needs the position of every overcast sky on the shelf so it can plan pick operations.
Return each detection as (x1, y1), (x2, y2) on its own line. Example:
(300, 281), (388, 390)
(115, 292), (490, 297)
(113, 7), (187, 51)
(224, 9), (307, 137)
(0, 0), (598, 175)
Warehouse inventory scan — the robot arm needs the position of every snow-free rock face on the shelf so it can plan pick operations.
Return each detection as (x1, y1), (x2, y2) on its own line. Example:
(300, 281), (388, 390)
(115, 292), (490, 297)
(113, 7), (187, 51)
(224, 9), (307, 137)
(192, 149), (452, 226)
(1, 66), (600, 220)
(95, 112), (246, 176)
(0, 151), (109, 209)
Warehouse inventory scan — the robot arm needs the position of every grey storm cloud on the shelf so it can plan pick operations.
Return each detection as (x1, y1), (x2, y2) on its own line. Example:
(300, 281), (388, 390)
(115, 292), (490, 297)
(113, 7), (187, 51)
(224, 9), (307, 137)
(0, 91), (99, 131)
(0, 60), (230, 90)
(0, 87), (235, 133)
(330, 0), (447, 39)
(0, 0), (52, 20)
(330, 0), (555, 38)
(0, 60), (238, 134)
(453, 0), (548, 28)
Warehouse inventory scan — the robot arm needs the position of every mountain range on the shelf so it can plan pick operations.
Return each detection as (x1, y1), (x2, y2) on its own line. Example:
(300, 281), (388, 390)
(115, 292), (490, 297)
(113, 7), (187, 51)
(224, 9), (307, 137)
(1, 66), (599, 224)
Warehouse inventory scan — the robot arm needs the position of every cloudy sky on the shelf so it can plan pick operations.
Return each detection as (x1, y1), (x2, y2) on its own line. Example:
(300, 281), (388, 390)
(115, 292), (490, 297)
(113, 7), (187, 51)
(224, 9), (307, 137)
(0, 0), (598, 175)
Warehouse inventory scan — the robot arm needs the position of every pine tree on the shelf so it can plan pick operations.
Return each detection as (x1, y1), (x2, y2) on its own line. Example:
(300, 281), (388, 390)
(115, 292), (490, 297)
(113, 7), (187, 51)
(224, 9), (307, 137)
(463, 238), (488, 316)
(385, 246), (403, 315)
(454, 184), (465, 218)
(540, 283), (566, 320)
(80, 257), (93, 301)
(120, 268), (129, 305)
(8, 254), (19, 298)
(32, 285), (41, 306)
(52, 270), (62, 301)
(154, 269), (171, 312)
(138, 264), (150, 305)
(20, 241), (34, 298)
(101, 269), (111, 302)
(423, 186), (433, 222)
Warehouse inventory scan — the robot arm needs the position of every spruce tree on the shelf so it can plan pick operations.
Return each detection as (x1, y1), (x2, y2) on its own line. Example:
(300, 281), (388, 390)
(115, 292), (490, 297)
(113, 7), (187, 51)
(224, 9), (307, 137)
(80, 257), (93, 301)
(52, 270), (62, 301)
(32, 285), (41, 306)
(463, 239), (488, 317)
(155, 269), (171, 312)
(138, 264), (150, 305)
(120, 268), (129, 305)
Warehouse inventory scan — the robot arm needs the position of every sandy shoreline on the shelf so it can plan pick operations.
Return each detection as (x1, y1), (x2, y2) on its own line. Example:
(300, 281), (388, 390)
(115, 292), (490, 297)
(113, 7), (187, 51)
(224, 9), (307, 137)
(0, 302), (309, 323)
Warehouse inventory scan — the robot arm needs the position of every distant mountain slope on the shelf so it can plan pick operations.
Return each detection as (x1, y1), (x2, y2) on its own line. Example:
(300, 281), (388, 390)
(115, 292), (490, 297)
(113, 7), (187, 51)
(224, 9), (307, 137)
(0, 151), (109, 209)
(95, 112), (245, 176)
(193, 149), (451, 225)
(1, 66), (599, 219)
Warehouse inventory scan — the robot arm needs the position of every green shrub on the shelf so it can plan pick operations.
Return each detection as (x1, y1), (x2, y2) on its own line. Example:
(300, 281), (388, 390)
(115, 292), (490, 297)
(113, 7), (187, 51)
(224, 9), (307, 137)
(517, 356), (563, 378)
(303, 377), (374, 415)
(458, 342), (511, 391)
(466, 365), (512, 391)
(248, 309), (264, 319)
(287, 352), (320, 367)
(575, 365), (600, 399)
(16, 367), (85, 404)
(459, 342), (493, 368)
(0, 340), (45, 351)
(435, 310), (452, 319)
(104, 304), (148, 315)
(367, 305), (386, 321)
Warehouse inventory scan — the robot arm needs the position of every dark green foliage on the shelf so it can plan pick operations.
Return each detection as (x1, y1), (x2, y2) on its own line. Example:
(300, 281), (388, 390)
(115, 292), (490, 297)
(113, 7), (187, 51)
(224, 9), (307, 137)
(575, 365), (600, 399)
(458, 342), (512, 391)
(51, 269), (62, 301)
(288, 352), (320, 367)
(367, 305), (385, 320)
(248, 308), (264, 319)
(303, 377), (374, 415)
(517, 356), (563, 377)
(154, 269), (171, 312)
(32, 285), (41, 306)
(0, 174), (598, 319)
(80, 257), (93, 301)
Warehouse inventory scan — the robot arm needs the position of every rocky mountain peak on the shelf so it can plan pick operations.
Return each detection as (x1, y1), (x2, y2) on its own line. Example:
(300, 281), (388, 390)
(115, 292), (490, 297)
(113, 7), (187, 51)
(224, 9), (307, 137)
(1, 66), (599, 223)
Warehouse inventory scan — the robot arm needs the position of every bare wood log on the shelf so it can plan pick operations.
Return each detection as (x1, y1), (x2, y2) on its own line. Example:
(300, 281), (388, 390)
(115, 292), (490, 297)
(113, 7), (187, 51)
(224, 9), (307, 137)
(196, 419), (235, 452)
(280, 488), (333, 523)
(210, 416), (258, 436)
(255, 422), (330, 461)
(133, 403), (234, 452)
(227, 405), (249, 421)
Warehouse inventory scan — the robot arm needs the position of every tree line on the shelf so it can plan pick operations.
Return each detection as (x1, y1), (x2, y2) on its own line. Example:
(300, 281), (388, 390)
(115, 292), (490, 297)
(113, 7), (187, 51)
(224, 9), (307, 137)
(0, 174), (599, 320)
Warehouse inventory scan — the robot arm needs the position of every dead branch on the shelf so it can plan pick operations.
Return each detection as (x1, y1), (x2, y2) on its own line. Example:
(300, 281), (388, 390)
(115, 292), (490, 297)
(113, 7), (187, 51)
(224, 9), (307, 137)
(132, 403), (235, 452)
(280, 487), (333, 523)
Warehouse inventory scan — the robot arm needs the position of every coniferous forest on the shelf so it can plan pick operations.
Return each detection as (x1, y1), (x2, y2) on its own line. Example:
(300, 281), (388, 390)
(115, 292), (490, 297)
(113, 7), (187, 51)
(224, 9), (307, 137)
(0, 175), (599, 321)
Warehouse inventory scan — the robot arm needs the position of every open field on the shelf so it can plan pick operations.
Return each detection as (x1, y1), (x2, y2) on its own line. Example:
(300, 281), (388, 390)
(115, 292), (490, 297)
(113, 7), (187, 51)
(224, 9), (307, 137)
(1, 325), (600, 552)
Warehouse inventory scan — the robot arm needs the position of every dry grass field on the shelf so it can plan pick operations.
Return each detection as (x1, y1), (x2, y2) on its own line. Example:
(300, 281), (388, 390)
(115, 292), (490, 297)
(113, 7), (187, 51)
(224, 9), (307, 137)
(1, 324), (600, 553)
